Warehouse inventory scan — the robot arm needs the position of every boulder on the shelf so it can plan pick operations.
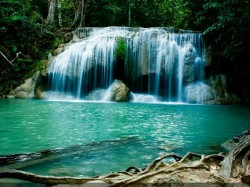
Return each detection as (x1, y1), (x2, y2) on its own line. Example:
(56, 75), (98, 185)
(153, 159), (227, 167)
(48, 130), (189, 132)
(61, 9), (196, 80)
(9, 71), (44, 99)
(105, 80), (130, 102)
(10, 71), (40, 99)
(184, 81), (220, 104)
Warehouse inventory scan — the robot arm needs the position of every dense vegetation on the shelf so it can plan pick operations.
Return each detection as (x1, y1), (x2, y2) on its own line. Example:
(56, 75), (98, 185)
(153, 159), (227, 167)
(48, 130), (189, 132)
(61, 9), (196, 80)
(0, 0), (250, 102)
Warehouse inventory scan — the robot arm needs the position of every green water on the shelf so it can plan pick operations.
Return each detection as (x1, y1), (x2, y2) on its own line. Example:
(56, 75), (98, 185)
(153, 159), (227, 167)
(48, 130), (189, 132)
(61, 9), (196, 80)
(0, 99), (250, 177)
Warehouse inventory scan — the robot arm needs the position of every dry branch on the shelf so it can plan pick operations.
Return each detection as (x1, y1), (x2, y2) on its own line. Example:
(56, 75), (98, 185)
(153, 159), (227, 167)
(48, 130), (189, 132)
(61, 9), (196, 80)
(0, 51), (29, 66)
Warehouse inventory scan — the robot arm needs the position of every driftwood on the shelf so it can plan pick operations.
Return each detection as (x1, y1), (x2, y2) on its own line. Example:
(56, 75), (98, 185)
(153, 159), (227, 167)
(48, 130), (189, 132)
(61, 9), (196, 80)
(0, 136), (249, 186)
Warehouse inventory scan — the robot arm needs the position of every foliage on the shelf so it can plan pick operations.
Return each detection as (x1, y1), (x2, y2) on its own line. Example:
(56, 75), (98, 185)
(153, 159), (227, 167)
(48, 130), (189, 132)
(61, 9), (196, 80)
(115, 38), (126, 62)
(186, 0), (250, 99)
(0, 0), (55, 96)
(0, 0), (250, 100)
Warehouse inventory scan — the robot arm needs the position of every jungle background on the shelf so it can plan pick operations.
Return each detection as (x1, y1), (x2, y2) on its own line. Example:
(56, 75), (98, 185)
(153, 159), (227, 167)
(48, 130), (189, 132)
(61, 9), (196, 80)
(0, 0), (249, 103)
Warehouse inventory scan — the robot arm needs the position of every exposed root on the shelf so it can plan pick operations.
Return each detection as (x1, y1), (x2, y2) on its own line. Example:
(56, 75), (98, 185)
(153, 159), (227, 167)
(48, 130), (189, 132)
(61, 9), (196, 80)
(0, 169), (95, 185)
(139, 153), (182, 174)
(110, 163), (210, 187)
(125, 166), (142, 173)
(179, 152), (203, 163)
(0, 134), (249, 187)
(219, 135), (250, 178)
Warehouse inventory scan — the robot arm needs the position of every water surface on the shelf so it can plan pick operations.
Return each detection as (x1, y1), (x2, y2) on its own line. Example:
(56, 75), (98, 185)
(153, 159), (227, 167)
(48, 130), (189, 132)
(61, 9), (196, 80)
(0, 99), (249, 177)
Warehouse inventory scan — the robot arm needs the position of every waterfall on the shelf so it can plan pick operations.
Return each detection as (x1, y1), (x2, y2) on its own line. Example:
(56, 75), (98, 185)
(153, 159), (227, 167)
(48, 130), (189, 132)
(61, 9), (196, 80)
(47, 27), (205, 102)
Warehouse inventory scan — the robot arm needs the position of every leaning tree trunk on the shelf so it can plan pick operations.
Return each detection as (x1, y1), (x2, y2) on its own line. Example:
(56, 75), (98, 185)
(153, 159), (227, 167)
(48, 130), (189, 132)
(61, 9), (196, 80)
(46, 0), (56, 26)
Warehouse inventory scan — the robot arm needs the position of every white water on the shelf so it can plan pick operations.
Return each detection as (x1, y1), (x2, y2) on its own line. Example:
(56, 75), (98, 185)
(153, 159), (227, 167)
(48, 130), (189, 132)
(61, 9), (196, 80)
(48, 27), (205, 102)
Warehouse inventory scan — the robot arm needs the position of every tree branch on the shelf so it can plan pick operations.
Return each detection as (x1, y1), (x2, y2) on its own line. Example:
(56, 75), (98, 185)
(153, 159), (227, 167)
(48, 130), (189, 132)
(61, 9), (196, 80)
(0, 51), (29, 66)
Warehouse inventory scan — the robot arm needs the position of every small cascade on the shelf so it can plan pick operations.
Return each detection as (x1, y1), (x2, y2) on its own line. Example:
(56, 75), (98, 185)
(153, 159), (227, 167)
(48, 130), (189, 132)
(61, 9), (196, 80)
(126, 28), (205, 102)
(47, 27), (205, 102)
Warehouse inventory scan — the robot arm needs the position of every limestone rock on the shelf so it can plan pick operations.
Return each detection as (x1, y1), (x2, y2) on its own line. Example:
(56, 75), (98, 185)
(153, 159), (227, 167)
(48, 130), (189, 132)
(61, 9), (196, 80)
(184, 81), (220, 104)
(207, 74), (241, 104)
(9, 71), (44, 99)
(106, 80), (130, 102)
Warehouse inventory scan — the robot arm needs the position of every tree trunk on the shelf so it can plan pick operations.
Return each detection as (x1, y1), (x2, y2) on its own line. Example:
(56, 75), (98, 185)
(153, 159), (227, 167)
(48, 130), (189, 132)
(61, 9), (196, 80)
(72, 0), (91, 28)
(128, 0), (131, 26)
(79, 0), (85, 27)
(57, 0), (62, 27)
(46, 0), (56, 25)
(72, 0), (81, 27)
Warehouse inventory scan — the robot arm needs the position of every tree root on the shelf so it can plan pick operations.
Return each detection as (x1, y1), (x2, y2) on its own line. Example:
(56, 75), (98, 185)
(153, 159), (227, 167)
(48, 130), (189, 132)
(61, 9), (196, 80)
(0, 169), (96, 185)
(0, 134), (249, 186)
(219, 135), (250, 178)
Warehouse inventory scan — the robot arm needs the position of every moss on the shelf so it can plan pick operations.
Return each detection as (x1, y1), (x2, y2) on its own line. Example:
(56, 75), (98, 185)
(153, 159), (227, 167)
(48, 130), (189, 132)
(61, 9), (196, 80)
(115, 37), (126, 62)
(35, 60), (47, 72)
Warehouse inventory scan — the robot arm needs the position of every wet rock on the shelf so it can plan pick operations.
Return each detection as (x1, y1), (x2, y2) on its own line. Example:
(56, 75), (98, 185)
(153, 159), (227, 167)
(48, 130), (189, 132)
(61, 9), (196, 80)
(106, 80), (130, 102)
(207, 74), (241, 104)
(9, 71), (41, 99)
(184, 81), (220, 104)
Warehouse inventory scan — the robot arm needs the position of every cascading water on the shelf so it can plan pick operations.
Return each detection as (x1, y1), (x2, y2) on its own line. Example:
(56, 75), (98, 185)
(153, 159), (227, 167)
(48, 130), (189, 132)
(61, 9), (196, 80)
(47, 27), (205, 102)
